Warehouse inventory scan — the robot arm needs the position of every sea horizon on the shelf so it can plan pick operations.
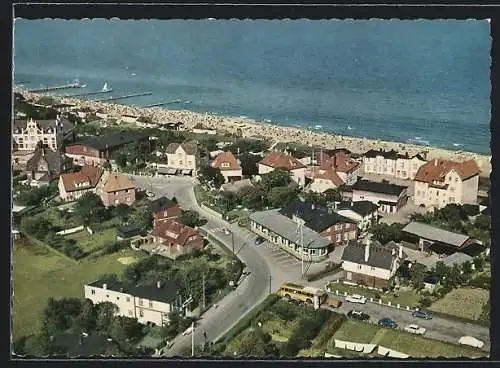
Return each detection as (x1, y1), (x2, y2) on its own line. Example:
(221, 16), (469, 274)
(13, 19), (492, 155)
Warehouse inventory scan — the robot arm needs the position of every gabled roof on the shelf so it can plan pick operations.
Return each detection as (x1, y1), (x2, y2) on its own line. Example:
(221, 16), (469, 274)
(259, 151), (306, 171)
(414, 159), (480, 183)
(337, 200), (379, 217)
(87, 277), (179, 304)
(312, 168), (345, 187)
(26, 148), (72, 177)
(212, 151), (241, 171)
(352, 179), (407, 196)
(102, 173), (135, 192)
(319, 152), (359, 174)
(13, 116), (74, 134)
(279, 202), (355, 232)
(67, 130), (149, 151)
(153, 219), (201, 247)
(341, 242), (396, 270)
(150, 196), (177, 213)
(192, 123), (214, 130)
(60, 165), (103, 192)
(165, 142), (198, 155)
(442, 252), (473, 267)
(402, 222), (470, 248)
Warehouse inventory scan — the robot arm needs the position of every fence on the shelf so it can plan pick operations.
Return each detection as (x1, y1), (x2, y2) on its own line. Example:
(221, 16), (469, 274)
(200, 203), (224, 219)
(55, 225), (84, 236)
(334, 339), (376, 354)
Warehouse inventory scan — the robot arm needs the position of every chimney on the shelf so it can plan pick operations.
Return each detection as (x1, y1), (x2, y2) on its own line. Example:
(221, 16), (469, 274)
(333, 155), (337, 169)
(350, 201), (354, 207)
(103, 283), (107, 290)
(311, 203), (315, 210)
(398, 245), (403, 259)
(434, 159), (438, 167)
(333, 201), (338, 210)
(157, 281), (162, 289)
(364, 243), (370, 262)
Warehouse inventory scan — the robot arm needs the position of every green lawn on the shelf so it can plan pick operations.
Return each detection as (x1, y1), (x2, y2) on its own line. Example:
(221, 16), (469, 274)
(332, 320), (380, 344)
(376, 329), (487, 359)
(12, 238), (145, 340)
(65, 227), (117, 254)
(327, 282), (421, 307)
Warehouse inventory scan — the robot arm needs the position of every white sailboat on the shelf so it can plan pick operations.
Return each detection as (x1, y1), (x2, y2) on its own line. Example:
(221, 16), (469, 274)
(101, 83), (111, 92)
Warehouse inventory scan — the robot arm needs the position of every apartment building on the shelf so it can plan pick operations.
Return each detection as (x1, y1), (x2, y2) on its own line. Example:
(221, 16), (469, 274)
(413, 158), (481, 209)
(363, 149), (427, 180)
(13, 116), (74, 151)
(84, 278), (179, 327)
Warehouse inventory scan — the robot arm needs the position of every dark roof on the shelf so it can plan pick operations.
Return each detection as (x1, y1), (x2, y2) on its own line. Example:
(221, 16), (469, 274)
(150, 196), (177, 213)
(118, 226), (141, 237)
(337, 200), (379, 216)
(364, 149), (401, 160)
(165, 142), (198, 155)
(341, 242), (396, 270)
(378, 200), (398, 205)
(51, 332), (118, 357)
(322, 148), (351, 156)
(481, 207), (490, 215)
(462, 204), (480, 217)
(68, 130), (149, 151)
(13, 117), (74, 134)
(26, 148), (72, 178)
(352, 179), (407, 196)
(87, 277), (179, 304)
(279, 202), (355, 232)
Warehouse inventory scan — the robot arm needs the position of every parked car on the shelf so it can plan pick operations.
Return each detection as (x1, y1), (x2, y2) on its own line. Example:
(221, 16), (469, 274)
(182, 326), (194, 336)
(345, 294), (367, 304)
(378, 318), (398, 329)
(459, 336), (484, 349)
(347, 310), (370, 321)
(254, 236), (265, 245)
(146, 191), (155, 198)
(412, 310), (433, 320)
(404, 324), (426, 335)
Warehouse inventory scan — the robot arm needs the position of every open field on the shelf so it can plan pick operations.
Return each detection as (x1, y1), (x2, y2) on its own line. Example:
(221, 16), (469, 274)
(327, 282), (421, 307)
(65, 227), (117, 254)
(12, 238), (145, 340)
(333, 320), (380, 344)
(429, 287), (490, 321)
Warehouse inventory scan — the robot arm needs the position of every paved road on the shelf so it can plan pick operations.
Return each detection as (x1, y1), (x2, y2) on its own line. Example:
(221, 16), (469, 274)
(131, 175), (490, 356)
(330, 294), (490, 354)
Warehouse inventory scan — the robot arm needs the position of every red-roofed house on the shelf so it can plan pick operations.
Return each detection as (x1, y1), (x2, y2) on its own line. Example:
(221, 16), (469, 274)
(99, 172), (136, 207)
(413, 158), (481, 209)
(152, 220), (204, 258)
(307, 152), (360, 193)
(258, 151), (306, 186)
(58, 165), (104, 201)
(211, 151), (243, 183)
(308, 168), (345, 193)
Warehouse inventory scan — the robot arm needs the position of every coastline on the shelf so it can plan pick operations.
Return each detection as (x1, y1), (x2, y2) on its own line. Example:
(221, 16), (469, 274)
(18, 90), (492, 178)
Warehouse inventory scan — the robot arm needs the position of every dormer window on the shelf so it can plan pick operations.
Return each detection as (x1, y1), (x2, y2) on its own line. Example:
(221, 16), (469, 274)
(221, 162), (230, 168)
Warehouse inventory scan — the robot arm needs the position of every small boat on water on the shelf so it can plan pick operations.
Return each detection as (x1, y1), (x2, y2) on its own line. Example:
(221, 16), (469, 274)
(101, 83), (112, 92)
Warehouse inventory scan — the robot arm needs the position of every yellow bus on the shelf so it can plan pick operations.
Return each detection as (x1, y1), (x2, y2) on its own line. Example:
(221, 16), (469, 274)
(277, 283), (329, 309)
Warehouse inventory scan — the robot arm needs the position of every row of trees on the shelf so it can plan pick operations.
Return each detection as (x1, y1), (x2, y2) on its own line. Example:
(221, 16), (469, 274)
(14, 182), (59, 207)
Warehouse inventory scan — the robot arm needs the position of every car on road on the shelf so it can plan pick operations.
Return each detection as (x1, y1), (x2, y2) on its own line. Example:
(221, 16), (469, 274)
(404, 324), (426, 335)
(378, 318), (398, 329)
(223, 228), (231, 235)
(459, 336), (484, 349)
(182, 326), (194, 336)
(412, 310), (433, 320)
(146, 191), (155, 198)
(254, 236), (265, 245)
(347, 310), (370, 321)
(345, 294), (367, 304)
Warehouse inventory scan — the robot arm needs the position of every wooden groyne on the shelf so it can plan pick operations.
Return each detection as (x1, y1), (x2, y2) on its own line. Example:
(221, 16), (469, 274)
(66, 90), (114, 98)
(140, 99), (182, 108)
(93, 92), (152, 103)
(28, 83), (83, 93)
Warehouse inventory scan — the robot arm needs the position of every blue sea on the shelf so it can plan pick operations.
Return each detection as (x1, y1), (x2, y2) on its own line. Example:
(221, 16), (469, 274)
(13, 19), (491, 154)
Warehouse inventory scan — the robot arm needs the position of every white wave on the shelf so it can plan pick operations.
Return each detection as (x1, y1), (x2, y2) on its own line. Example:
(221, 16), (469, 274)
(314, 125), (323, 129)
(347, 125), (354, 130)
(264, 119), (272, 123)
(453, 143), (464, 147)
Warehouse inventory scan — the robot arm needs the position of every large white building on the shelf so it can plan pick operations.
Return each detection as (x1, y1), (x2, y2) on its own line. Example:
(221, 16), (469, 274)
(162, 142), (199, 176)
(13, 116), (74, 151)
(363, 149), (427, 180)
(84, 278), (180, 327)
(413, 158), (481, 209)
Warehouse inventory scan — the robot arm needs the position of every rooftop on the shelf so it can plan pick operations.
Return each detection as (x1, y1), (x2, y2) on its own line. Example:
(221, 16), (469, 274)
(259, 150), (306, 171)
(211, 151), (241, 171)
(402, 222), (470, 248)
(352, 179), (407, 196)
(165, 141), (198, 155)
(150, 196), (177, 213)
(60, 165), (103, 192)
(336, 200), (379, 217)
(249, 209), (330, 249)
(341, 242), (400, 270)
(414, 158), (480, 183)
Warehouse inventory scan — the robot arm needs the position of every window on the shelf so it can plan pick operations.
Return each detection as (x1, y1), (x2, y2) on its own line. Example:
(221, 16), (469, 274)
(188, 161), (192, 166)
(358, 265), (362, 270)
(91, 289), (95, 295)
(149, 301), (154, 308)
(139, 299), (144, 306)
(125, 189), (129, 193)
(106, 294), (109, 298)
(117, 297), (120, 300)
(128, 310), (133, 316)
(126, 297), (130, 302)
(449, 197), (455, 203)
(139, 309), (144, 317)
(221, 162), (230, 168)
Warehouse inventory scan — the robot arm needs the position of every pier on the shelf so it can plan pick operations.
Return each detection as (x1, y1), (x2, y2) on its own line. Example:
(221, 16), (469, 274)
(140, 99), (182, 108)
(65, 89), (114, 98)
(27, 83), (83, 93)
(93, 92), (153, 103)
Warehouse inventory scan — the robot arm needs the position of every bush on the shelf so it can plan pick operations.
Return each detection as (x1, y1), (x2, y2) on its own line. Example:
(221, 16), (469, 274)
(305, 263), (342, 282)
(438, 284), (453, 297)
(419, 297), (433, 308)
(312, 313), (346, 349)
(102, 241), (130, 256)
(468, 274), (490, 290)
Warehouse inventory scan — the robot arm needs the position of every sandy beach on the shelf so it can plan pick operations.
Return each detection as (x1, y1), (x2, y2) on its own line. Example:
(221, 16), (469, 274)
(19, 90), (492, 177)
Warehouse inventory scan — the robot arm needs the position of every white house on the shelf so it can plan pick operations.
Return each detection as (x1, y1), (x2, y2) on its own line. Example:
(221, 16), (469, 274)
(84, 278), (179, 327)
(351, 179), (408, 214)
(164, 142), (199, 176)
(413, 158), (481, 209)
(334, 200), (379, 231)
(259, 151), (306, 186)
(363, 149), (427, 180)
(13, 116), (74, 151)
(211, 151), (243, 183)
(341, 241), (405, 289)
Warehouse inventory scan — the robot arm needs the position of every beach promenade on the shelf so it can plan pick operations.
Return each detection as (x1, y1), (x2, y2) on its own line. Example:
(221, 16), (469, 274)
(20, 90), (492, 177)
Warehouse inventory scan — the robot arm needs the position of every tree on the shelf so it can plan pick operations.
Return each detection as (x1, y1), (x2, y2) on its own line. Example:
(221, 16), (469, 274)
(95, 302), (118, 334)
(128, 206), (154, 233)
(42, 297), (83, 335)
(462, 260), (473, 275)
(20, 216), (52, 238)
(75, 192), (107, 225)
(238, 186), (265, 210)
(303, 191), (328, 206)
(323, 188), (342, 203)
(198, 165), (224, 187)
(114, 153), (128, 168)
(217, 192), (238, 213)
(110, 316), (144, 344)
(266, 186), (299, 208)
(73, 299), (97, 333)
(409, 263), (426, 290)
(473, 257), (485, 272)
(369, 223), (404, 244)
(438, 204), (468, 223)
(475, 214), (491, 231)
(259, 170), (292, 192)
(112, 203), (132, 222)
(238, 153), (261, 176)
(432, 261), (450, 281)
(179, 210), (201, 228)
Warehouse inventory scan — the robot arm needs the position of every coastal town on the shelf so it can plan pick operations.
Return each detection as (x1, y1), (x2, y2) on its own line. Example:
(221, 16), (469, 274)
(12, 90), (491, 359)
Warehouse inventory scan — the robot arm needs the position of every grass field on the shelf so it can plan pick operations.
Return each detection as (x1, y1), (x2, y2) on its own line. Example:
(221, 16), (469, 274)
(376, 329), (487, 358)
(12, 238), (144, 340)
(65, 228), (117, 254)
(327, 282), (421, 307)
(332, 320), (380, 344)
(429, 287), (490, 321)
